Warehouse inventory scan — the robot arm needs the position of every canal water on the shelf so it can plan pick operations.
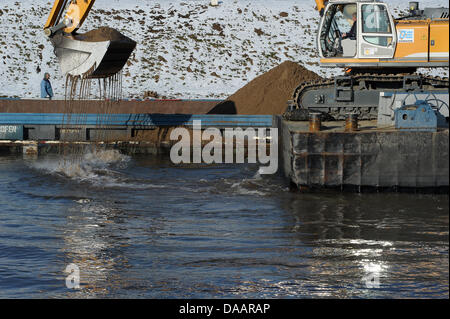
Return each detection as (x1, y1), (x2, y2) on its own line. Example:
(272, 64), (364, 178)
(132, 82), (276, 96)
(0, 150), (448, 298)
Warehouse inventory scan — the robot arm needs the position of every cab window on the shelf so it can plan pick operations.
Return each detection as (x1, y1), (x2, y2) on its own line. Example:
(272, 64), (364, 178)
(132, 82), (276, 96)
(319, 3), (357, 57)
(362, 4), (391, 33)
(361, 4), (393, 46)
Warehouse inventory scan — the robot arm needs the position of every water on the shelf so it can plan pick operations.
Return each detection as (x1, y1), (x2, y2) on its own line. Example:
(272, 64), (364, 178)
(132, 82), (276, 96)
(0, 151), (448, 298)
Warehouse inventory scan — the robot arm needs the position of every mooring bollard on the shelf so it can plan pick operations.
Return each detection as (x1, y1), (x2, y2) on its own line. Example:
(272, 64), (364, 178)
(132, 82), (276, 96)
(345, 113), (359, 132)
(309, 113), (321, 132)
(23, 143), (38, 158)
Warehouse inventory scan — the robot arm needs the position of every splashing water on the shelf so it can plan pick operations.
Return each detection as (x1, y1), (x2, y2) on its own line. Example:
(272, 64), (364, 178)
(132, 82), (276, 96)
(31, 149), (130, 182)
(54, 67), (126, 183)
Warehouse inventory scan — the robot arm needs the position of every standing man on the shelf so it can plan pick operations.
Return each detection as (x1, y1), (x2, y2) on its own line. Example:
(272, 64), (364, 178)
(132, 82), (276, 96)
(41, 72), (54, 100)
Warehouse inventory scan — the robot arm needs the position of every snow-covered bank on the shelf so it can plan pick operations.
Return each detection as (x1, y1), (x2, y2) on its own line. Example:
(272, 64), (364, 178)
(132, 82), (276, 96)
(0, 0), (448, 99)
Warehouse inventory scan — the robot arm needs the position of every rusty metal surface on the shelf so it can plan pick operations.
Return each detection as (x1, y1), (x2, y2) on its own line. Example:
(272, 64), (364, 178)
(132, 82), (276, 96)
(345, 113), (359, 132)
(275, 116), (449, 190)
(0, 99), (222, 114)
(308, 113), (321, 132)
(288, 130), (449, 189)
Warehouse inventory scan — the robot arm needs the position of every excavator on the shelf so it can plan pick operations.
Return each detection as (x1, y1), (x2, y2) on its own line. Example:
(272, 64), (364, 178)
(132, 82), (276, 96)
(44, 0), (447, 117)
(44, 0), (136, 79)
(289, 0), (449, 120)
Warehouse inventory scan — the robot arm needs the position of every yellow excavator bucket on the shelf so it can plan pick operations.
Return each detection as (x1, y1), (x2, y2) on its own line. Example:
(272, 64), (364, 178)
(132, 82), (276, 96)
(50, 27), (136, 79)
(45, 1), (136, 79)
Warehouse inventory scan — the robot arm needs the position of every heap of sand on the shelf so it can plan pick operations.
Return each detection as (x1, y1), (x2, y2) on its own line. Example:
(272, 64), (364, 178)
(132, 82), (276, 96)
(222, 61), (322, 115)
(74, 27), (133, 43)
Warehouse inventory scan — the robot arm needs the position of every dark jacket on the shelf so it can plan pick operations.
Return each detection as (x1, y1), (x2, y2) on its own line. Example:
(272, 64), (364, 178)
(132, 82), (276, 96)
(40, 79), (53, 99)
(345, 21), (357, 40)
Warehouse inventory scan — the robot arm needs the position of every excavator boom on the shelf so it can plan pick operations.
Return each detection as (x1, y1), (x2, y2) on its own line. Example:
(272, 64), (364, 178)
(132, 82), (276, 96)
(44, 0), (136, 79)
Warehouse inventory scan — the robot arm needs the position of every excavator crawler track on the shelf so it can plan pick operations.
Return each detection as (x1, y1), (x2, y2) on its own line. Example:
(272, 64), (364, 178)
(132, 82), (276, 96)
(285, 73), (449, 121)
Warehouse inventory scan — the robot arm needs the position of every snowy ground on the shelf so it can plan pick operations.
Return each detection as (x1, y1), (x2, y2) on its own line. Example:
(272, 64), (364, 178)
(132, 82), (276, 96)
(0, 0), (448, 99)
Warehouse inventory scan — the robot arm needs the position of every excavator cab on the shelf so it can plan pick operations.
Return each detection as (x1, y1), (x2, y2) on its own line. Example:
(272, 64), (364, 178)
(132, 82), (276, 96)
(318, 0), (397, 63)
(44, 0), (136, 79)
(319, 3), (358, 57)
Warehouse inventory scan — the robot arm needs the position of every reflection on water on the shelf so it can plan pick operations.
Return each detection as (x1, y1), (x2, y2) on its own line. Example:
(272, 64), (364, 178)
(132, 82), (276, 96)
(62, 200), (127, 297)
(0, 153), (448, 298)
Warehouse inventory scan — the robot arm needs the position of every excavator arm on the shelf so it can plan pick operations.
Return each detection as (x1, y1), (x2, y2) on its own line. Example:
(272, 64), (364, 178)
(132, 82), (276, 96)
(44, 0), (96, 36)
(315, 0), (328, 16)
